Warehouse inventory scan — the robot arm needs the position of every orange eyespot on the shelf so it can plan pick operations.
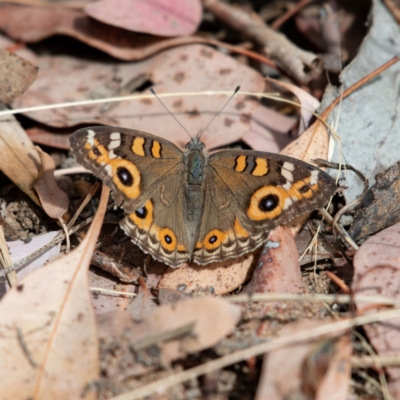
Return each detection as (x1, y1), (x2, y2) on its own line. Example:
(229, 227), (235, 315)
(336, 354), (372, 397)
(203, 229), (227, 250)
(247, 186), (288, 221)
(158, 228), (178, 252)
(110, 159), (141, 199)
(129, 200), (153, 229)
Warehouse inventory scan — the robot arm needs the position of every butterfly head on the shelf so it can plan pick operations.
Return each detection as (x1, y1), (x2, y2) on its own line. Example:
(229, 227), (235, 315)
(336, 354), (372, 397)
(185, 136), (206, 152)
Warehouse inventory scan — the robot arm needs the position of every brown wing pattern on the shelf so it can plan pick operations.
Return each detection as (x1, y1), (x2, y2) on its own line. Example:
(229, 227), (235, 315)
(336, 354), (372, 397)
(69, 126), (184, 211)
(192, 150), (336, 264)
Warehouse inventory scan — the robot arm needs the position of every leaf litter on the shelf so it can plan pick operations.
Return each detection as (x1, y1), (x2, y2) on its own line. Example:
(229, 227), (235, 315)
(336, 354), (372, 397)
(1, 1), (400, 399)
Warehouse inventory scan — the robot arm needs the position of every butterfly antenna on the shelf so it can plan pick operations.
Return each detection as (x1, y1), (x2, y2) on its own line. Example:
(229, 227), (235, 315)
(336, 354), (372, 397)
(198, 85), (240, 139)
(149, 87), (192, 139)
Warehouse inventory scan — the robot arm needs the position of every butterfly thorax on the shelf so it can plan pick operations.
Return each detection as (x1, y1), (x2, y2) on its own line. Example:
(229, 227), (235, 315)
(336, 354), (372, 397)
(184, 138), (207, 255)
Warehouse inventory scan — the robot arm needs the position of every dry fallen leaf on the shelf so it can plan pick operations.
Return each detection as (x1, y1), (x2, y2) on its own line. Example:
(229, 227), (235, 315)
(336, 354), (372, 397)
(85, 0), (202, 37)
(13, 44), (265, 150)
(0, 5), (208, 61)
(0, 113), (40, 205)
(158, 254), (254, 295)
(26, 127), (71, 150)
(266, 77), (320, 134)
(280, 118), (330, 165)
(98, 296), (241, 377)
(33, 147), (69, 220)
(255, 322), (350, 400)
(243, 226), (304, 295)
(0, 185), (109, 399)
(314, 335), (352, 400)
(242, 104), (296, 153)
(352, 221), (400, 389)
(0, 49), (38, 104)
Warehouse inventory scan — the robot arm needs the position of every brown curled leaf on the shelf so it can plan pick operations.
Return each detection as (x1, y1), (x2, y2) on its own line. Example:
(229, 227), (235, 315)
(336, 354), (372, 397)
(33, 147), (69, 220)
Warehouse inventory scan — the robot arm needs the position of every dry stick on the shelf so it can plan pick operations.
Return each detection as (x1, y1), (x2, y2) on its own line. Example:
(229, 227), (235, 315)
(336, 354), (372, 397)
(325, 271), (350, 293)
(109, 308), (400, 400)
(0, 0), (86, 9)
(203, 0), (320, 84)
(319, 207), (358, 250)
(0, 225), (17, 286)
(67, 182), (100, 229)
(352, 355), (400, 369)
(91, 289), (400, 307)
(270, 0), (314, 30)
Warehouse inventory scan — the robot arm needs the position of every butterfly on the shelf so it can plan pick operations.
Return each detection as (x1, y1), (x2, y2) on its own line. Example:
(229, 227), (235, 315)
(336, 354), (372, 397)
(69, 126), (336, 267)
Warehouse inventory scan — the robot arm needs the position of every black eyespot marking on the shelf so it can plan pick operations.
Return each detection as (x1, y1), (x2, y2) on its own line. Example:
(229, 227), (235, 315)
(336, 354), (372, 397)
(117, 166), (133, 186)
(209, 235), (217, 244)
(134, 206), (147, 219)
(299, 184), (311, 194)
(164, 235), (172, 244)
(259, 194), (279, 212)
(92, 146), (101, 157)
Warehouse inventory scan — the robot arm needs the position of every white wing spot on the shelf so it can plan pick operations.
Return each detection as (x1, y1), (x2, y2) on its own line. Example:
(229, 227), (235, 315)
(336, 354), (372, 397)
(109, 132), (121, 150)
(87, 129), (95, 146)
(281, 162), (294, 182)
(310, 170), (319, 185)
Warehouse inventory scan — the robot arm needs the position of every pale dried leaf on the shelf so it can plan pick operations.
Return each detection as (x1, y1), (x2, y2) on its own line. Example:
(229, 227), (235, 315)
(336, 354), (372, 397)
(315, 334), (352, 400)
(13, 45), (264, 150)
(26, 127), (70, 150)
(33, 147), (69, 219)
(255, 322), (349, 400)
(266, 77), (320, 134)
(244, 226), (304, 295)
(352, 221), (400, 384)
(158, 254), (254, 295)
(126, 287), (156, 322)
(0, 49), (38, 104)
(0, 186), (109, 399)
(0, 5), (207, 61)
(0, 113), (40, 205)
(243, 104), (296, 152)
(99, 297), (241, 376)
(85, 0), (202, 37)
(280, 119), (329, 165)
